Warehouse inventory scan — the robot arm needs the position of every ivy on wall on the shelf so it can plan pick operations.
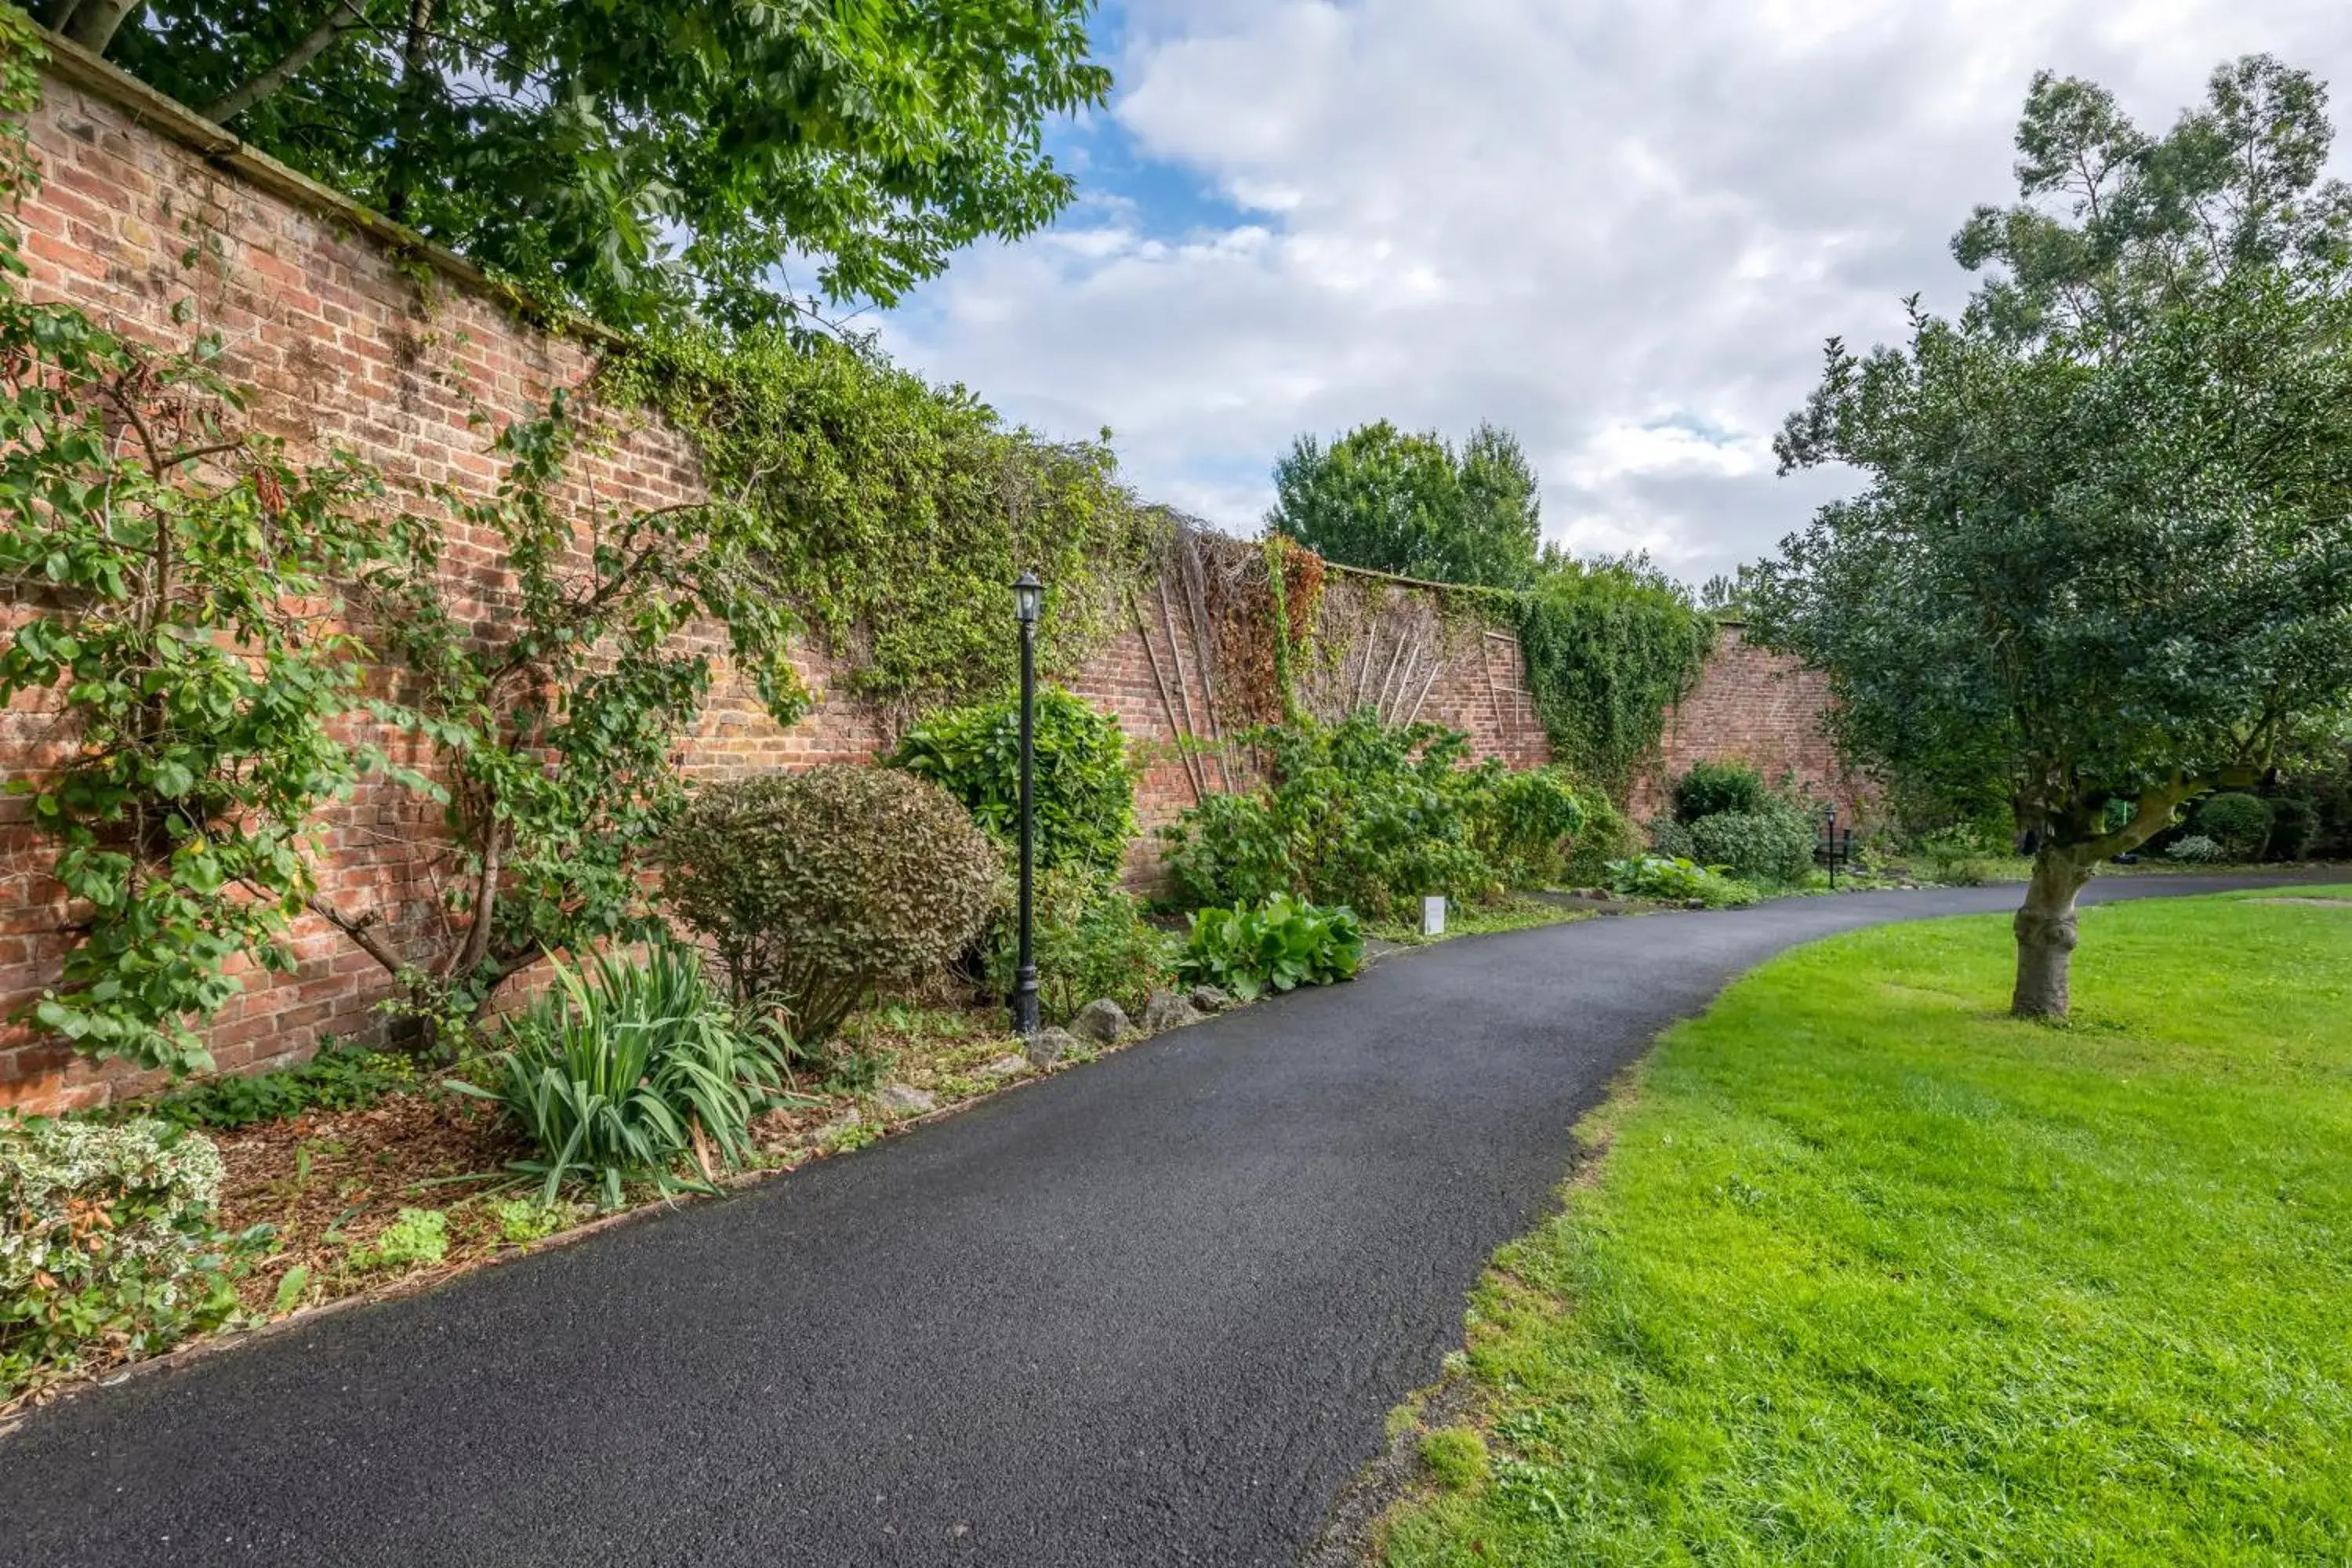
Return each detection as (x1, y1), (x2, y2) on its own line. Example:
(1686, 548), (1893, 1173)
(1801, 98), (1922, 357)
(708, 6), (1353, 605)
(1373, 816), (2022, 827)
(1507, 560), (1717, 794)
(606, 327), (1161, 724)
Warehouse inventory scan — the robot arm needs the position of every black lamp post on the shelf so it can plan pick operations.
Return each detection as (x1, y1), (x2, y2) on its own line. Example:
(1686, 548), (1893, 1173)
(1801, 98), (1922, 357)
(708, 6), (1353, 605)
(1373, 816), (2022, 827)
(1010, 571), (1044, 1036)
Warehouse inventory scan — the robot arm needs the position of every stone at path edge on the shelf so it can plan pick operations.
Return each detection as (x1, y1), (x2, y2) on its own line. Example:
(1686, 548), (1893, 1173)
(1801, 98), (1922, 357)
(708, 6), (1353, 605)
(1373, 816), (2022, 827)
(1069, 1000), (1131, 1046)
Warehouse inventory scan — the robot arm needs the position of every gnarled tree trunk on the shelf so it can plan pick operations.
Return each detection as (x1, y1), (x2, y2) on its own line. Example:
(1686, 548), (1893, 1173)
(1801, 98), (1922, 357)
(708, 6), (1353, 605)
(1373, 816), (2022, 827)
(2011, 848), (2095, 1018)
(49, 0), (141, 54)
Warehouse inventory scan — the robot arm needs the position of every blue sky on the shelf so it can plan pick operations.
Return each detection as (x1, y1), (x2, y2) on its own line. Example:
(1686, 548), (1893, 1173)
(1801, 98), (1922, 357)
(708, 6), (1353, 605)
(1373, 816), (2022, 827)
(879, 0), (2352, 586)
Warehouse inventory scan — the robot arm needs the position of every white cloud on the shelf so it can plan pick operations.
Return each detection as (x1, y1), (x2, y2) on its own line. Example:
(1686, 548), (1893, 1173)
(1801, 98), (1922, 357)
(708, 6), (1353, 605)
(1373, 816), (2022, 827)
(880, 0), (2352, 583)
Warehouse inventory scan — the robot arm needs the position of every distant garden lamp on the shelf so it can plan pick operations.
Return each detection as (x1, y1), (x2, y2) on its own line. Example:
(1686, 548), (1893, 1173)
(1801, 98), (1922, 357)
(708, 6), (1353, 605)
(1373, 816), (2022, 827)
(1011, 572), (1044, 1036)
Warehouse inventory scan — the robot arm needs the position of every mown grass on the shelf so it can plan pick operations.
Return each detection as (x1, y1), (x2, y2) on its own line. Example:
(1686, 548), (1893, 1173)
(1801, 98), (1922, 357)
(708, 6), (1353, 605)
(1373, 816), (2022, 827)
(1383, 888), (2352, 1566)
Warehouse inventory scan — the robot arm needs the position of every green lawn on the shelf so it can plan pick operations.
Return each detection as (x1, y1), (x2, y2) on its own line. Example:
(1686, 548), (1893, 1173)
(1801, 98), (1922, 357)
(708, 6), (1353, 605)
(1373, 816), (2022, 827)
(1384, 889), (2352, 1566)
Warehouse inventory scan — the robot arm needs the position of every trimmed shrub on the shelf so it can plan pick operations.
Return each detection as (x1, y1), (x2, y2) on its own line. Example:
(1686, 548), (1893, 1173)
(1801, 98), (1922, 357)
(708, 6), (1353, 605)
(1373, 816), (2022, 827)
(455, 942), (793, 1207)
(1176, 894), (1363, 1001)
(2, 1116), (256, 1399)
(2269, 797), (2321, 861)
(887, 688), (1138, 880)
(656, 765), (999, 1041)
(2165, 833), (2224, 863)
(1466, 764), (1587, 889)
(1672, 760), (1767, 823)
(1563, 793), (1643, 887)
(1646, 815), (1697, 860)
(2195, 793), (2274, 861)
(1688, 799), (1817, 884)
(987, 869), (1175, 1025)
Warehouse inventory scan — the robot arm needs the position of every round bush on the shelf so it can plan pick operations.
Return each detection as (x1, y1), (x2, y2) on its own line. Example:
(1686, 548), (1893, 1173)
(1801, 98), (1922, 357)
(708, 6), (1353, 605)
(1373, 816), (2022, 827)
(1688, 801), (1817, 884)
(1563, 793), (1644, 887)
(1467, 766), (1588, 888)
(2, 1116), (245, 1397)
(887, 688), (1136, 880)
(656, 765), (998, 1044)
(1646, 814), (1697, 860)
(2194, 793), (2274, 861)
(1673, 760), (1769, 823)
(2269, 797), (2321, 861)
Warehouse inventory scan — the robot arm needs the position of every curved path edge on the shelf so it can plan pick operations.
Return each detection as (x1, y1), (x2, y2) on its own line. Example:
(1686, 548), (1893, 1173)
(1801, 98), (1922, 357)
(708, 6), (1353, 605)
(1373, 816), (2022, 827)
(0, 876), (2311, 1568)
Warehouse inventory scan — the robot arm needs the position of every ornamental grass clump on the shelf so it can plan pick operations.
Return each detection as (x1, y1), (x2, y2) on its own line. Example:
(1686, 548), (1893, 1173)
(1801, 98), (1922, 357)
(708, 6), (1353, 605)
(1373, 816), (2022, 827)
(655, 764), (999, 1044)
(454, 942), (795, 1208)
(1, 1116), (258, 1399)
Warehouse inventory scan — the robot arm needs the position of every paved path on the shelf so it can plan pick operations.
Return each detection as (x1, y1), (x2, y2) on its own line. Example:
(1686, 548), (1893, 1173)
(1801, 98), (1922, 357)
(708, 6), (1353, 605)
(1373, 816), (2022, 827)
(0, 877), (2299, 1567)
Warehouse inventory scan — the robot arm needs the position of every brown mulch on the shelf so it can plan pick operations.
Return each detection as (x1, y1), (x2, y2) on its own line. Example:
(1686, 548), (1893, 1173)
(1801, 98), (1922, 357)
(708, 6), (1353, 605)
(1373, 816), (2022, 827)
(10, 996), (1100, 1417)
(212, 1091), (528, 1312)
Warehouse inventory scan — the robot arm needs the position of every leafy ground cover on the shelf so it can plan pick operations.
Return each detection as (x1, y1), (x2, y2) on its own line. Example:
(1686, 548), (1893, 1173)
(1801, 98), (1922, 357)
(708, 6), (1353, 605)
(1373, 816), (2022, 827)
(1380, 889), (2352, 1566)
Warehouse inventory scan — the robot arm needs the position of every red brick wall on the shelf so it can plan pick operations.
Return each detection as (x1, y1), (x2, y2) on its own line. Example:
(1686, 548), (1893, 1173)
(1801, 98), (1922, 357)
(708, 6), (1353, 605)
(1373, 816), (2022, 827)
(1628, 625), (1874, 824)
(0, 56), (1559, 1112)
(2, 51), (1844, 1112)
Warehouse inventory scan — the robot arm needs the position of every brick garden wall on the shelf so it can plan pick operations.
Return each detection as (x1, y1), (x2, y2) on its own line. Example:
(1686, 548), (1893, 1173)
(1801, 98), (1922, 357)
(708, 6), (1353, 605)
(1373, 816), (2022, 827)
(0, 51), (1554, 1112)
(1627, 625), (1874, 824)
(1, 45), (1841, 1112)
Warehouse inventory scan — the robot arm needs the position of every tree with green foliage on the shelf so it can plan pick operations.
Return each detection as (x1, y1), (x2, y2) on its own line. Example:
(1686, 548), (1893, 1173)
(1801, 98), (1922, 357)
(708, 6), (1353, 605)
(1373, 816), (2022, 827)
(0, 8), (424, 1074)
(1955, 55), (2352, 347)
(1268, 419), (1541, 588)
(1750, 56), (2352, 1018)
(54, 0), (1109, 332)
(321, 393), (808, 1033)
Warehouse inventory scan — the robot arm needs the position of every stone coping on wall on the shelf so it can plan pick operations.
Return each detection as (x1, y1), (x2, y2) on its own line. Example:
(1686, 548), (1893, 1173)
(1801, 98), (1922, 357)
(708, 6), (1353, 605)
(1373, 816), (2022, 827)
(27, 20), (625, 349)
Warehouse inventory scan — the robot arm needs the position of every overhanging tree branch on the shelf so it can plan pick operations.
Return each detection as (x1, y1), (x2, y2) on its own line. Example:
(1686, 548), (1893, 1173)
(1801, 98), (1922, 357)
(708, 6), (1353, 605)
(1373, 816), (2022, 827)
(202, 0), (373, 126)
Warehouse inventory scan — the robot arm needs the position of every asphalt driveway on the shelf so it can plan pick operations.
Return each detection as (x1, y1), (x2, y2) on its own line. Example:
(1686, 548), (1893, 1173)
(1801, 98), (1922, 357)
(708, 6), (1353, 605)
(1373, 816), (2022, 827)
(0, 877), (2298, 1567)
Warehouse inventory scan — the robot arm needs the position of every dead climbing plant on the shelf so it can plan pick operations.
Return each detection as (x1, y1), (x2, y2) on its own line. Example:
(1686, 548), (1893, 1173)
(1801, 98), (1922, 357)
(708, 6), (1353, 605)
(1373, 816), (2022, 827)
(1126, 519), (1516, 807)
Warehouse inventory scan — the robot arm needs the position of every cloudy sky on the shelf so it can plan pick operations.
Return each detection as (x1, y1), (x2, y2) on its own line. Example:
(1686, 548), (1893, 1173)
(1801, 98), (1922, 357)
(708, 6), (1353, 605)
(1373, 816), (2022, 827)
(877, 0), (2352, 588)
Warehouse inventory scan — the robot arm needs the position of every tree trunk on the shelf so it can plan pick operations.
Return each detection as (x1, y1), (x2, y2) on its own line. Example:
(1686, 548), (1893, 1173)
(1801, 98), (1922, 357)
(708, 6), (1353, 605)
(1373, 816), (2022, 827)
(57, 0), (142, 53)
(2011, 848), (2093, 1018)
(384, 0), (435, 222)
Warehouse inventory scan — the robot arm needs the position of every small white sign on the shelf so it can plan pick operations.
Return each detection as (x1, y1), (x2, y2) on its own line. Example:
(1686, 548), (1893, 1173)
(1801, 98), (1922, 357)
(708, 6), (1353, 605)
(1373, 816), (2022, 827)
(1422, 895), (1447, 936)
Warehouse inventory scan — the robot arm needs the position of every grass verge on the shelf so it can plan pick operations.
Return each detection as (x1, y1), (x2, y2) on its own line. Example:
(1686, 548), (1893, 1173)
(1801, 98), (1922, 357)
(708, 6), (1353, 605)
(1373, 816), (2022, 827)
(1379, 887), (2352, 1566)
(1370, 893), (1593, 948)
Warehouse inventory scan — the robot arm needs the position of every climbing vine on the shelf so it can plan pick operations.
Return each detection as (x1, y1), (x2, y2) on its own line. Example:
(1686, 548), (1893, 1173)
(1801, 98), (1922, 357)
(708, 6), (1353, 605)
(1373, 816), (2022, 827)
(0, 13), (422, 1073)
(1507, 559), (1715, 793)
(605, 325), (1160, 726)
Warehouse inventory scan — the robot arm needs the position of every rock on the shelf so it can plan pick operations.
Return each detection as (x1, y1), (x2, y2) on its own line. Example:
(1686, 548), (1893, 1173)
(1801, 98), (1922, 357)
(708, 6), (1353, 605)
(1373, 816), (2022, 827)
(1188, 985), (1234, 1014)
(1023, 1027), (1076, 1069)
(1142, 989), (1204, 1033)
(979, 1053), (1029, 1080)
(875, 1083), (938, 1118)
(1069, 998), (1132, 1045)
